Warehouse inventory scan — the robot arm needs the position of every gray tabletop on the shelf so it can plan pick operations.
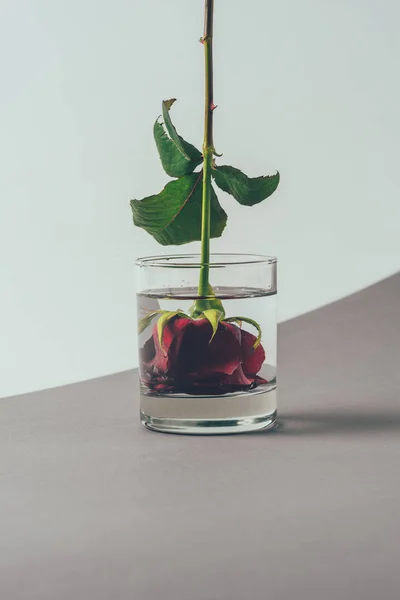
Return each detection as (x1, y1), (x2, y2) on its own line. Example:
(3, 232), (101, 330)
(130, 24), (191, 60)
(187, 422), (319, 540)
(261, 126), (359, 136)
(1, 274), (400, 600)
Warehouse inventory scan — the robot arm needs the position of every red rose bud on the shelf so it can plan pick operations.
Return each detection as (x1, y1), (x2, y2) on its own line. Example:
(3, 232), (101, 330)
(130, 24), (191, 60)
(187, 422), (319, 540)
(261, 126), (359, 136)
(140, 315), (267, 395)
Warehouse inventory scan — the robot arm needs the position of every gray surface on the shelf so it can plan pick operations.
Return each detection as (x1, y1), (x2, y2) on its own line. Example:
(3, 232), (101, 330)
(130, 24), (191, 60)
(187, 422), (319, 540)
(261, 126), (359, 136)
(1, 273), (400, 600)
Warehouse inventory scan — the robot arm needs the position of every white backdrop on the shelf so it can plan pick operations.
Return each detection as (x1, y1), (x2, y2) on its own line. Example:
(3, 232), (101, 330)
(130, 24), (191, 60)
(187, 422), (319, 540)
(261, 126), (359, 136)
(1, 0), (399, 398)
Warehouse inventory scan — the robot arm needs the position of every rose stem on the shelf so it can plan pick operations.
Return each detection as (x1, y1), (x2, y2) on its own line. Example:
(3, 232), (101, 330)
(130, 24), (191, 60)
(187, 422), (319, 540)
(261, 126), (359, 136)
(198, 0), (215, 298)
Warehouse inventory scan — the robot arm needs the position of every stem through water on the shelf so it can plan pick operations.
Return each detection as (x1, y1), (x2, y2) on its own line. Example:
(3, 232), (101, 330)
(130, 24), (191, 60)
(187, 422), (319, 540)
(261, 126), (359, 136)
(198, 0), (215, 298)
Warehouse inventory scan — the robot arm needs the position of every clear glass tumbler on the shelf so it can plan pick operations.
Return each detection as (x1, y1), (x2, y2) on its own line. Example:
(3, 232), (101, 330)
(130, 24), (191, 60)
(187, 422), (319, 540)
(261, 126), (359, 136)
(135, 254), (277, 434)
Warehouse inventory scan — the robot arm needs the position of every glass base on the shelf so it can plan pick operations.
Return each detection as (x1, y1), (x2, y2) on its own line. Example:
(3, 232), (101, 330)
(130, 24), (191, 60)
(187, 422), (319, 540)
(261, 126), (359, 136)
(141, 410), (277, 435)
(140, 388), (277, 435)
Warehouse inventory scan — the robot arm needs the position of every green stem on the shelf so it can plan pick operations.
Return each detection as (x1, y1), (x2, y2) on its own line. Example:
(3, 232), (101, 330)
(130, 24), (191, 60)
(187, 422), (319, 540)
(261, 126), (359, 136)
(198, 0), (215, 298)
(199, 153), (212, 295)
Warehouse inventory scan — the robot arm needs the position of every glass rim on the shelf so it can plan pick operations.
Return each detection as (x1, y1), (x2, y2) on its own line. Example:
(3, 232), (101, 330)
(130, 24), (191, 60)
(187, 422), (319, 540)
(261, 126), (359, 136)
(135, 253), (277, 269)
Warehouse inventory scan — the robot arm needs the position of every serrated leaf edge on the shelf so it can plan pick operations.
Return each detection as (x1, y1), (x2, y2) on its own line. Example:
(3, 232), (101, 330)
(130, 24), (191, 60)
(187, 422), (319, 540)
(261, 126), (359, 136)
(162, 99), (191, 160)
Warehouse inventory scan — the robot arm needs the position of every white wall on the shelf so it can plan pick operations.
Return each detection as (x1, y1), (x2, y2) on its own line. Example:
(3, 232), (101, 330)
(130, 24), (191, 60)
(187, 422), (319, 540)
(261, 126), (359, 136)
(1, 0), (399, 398)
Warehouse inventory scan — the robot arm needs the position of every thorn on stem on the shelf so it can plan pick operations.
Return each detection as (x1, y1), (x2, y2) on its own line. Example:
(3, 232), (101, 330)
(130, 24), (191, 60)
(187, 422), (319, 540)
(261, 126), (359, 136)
(199, 37), (205, 44)
(210, 103), (218, 111)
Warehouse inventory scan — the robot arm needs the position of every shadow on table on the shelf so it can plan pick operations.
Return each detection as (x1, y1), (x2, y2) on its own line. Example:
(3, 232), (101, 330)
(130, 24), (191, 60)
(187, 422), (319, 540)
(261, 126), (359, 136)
(274, 409), (400, 436)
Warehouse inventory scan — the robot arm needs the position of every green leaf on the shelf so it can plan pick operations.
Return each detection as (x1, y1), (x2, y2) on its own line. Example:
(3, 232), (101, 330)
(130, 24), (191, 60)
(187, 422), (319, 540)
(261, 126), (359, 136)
(138, 310), (164, 334)
(130, 173), (227, 246)
(225, 316), (262, 348)
(212, 165), (280, 206)
(224, 317), (242, 328)
(154, 120), (202, 178)
(162, 99), (203, 163)
(201, 309), (224, 342)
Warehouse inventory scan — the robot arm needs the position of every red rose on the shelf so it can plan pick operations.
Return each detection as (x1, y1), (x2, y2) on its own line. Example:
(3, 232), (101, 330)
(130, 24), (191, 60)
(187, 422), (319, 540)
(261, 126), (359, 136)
(140, 316), (267, 395)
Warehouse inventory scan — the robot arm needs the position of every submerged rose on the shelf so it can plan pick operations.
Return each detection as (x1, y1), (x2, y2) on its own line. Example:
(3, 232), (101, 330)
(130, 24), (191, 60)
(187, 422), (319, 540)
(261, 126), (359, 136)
(140, 316), (267, 395)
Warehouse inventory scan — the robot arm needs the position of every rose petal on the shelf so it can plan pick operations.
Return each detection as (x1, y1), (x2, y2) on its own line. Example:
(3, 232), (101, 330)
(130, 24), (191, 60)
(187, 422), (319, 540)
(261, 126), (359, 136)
(221, 363), (254, 387)
(240, 329), (266, 375)
(253, 375), (269, 385)
(179, 319), (242, 377)
(153, 382), (173, 392)
(147, 316), (192, 373)
(157, 316), (192, 356)
(140, 315), (268, 394)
